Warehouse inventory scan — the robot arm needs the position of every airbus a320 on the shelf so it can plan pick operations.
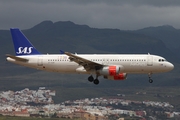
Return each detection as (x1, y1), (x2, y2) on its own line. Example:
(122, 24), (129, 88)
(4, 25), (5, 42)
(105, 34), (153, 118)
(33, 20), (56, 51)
(6, 28), (174, 85)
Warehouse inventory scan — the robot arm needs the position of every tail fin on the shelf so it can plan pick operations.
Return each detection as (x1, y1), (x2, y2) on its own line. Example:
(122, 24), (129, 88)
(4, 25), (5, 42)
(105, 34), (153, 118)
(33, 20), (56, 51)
(10, 28), (41, 56)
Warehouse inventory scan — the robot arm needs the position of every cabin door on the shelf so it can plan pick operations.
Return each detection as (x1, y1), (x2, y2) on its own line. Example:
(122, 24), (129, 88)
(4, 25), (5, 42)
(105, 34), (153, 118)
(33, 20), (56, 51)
(147, 55), (153, 66)
(37, 56), (43, 66)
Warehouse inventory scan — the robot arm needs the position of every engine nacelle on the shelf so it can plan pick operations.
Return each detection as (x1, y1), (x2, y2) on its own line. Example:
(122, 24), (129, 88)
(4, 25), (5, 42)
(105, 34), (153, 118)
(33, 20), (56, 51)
(99, 66), (121, 76)
(104, 73), (127, 80)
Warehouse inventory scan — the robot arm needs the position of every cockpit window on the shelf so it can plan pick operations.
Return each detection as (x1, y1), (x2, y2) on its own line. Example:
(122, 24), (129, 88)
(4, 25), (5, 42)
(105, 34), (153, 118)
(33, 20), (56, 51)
(159, 59), (167, 62)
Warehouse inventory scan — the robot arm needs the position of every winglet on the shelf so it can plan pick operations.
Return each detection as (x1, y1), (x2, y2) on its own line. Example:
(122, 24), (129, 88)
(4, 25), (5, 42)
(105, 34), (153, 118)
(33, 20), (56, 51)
(60, 50), (65, 54)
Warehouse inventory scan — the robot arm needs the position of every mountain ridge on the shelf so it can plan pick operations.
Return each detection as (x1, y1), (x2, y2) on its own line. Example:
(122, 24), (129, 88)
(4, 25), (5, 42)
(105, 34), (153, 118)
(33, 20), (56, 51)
(133, 25), (180, 58)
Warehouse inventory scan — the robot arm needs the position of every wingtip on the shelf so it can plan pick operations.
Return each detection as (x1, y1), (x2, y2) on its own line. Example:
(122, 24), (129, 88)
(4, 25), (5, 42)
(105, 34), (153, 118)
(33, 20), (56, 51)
(60, 50), (65, 54)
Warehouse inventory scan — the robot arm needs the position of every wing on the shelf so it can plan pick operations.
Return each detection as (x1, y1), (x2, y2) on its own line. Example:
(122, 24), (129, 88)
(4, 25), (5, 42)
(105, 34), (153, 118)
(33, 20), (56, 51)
(6, 54), (28, 62)
(64, 52), (103, 70)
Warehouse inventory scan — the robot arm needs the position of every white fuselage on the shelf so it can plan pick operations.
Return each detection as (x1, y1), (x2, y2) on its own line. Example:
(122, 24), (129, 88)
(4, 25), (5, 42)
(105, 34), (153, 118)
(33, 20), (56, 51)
(6, 54), (174, 75)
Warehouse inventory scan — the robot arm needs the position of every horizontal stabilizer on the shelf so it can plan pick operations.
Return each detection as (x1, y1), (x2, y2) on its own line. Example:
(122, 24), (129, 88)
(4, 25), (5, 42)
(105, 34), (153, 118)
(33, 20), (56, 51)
(6, 54), (28, 62)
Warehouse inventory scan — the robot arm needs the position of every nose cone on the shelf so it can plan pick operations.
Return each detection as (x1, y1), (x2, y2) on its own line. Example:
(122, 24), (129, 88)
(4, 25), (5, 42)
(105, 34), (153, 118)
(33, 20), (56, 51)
(167, 62), (174, 71)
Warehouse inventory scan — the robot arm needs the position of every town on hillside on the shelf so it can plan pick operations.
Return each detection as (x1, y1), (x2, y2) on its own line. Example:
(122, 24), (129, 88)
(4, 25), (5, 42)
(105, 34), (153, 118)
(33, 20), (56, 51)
(0, 87), (179, 120)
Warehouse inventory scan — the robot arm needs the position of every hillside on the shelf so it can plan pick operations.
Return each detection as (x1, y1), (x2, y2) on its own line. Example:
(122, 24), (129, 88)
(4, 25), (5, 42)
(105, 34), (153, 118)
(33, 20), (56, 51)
(133, 25), (180, 59)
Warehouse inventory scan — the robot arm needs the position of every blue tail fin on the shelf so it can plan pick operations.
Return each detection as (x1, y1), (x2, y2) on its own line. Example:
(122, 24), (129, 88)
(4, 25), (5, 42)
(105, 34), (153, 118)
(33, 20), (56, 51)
(10, 28), (41, 56)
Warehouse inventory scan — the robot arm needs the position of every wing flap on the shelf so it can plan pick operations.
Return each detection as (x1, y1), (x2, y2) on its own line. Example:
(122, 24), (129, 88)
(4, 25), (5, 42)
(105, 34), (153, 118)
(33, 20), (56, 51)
(64, 52), (103, 70)
(6, 54), (28, 62)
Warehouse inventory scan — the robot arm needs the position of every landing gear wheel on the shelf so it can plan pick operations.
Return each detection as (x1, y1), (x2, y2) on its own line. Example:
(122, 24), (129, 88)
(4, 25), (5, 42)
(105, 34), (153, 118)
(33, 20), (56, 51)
(88, 75), (94, 82)
(149, 79), (153, 83)
(93, 79), (99, 85)
(148, 73), (153, 83)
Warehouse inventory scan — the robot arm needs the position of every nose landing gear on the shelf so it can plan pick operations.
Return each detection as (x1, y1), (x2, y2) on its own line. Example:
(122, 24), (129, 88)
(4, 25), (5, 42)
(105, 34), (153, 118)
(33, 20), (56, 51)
(149, 78), (153, 83)
(148, 73), (153, 83)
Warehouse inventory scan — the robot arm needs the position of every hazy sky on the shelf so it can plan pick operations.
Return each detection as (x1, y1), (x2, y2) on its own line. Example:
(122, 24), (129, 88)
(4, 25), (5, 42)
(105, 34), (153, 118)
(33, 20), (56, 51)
(1, 0), (180, 30)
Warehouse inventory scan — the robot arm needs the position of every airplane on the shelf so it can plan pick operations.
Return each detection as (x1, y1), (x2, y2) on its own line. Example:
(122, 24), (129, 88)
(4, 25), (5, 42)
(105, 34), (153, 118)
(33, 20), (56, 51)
(6, 28), (174, 85)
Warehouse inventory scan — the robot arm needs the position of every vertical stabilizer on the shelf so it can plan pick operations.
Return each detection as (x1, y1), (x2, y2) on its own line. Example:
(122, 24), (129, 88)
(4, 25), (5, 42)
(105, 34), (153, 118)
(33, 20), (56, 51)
(10, 28), (41, 56)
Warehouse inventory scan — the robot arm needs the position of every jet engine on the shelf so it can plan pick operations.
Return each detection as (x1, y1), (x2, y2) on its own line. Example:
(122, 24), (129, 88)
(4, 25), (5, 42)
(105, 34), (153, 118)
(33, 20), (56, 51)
(98, 65), (123, 76)
(104, 73), (127, 80)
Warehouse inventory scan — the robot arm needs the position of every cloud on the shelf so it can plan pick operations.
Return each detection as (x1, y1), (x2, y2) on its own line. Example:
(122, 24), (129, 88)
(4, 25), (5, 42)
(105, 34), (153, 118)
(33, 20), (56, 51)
(0, 0), (180, 30)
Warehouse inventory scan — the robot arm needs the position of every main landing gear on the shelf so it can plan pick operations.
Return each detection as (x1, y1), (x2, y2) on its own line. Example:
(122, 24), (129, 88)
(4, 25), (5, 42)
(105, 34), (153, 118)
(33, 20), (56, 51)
(148, 73), (153, 83)
(88, 75), (99, 85)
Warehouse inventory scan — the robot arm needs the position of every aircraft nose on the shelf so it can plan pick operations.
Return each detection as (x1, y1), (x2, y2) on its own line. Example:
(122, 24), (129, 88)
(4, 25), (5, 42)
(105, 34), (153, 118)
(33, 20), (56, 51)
(167, 62), (174, 71)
